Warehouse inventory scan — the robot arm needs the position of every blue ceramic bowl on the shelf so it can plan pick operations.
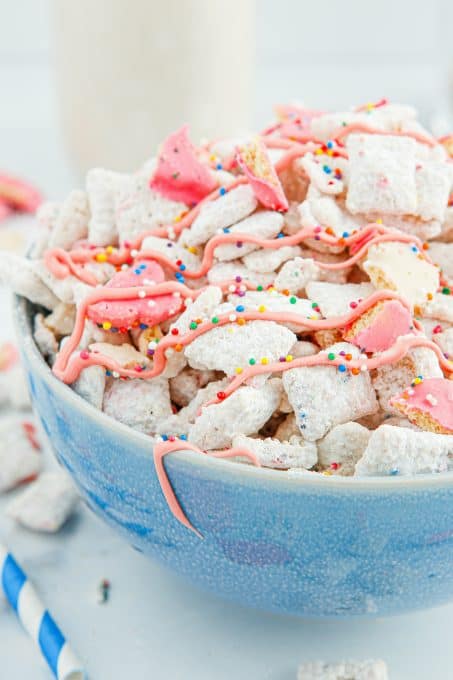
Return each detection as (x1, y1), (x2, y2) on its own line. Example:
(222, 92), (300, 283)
(15, 296), (453, 618)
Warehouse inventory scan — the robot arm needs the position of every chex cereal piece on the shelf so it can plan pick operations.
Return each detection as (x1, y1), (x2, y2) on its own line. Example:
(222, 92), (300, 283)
(346, 134), (418, 215)
(390, 377), (453, 434)
(34, 313), (58, 361)
(185, 320), (296, 375)
(428, 241), (453, 280)
(47, 190), (90, 249)
(423, 291), (453, 324)
(282, 342), (378, 441)
(363, 241), (439, 309)
(297, 659), (389, 680)
(273, 257), (320, 294)
(344, 299), (413, 352)
(373, 347), (442, 414)
(232, 434), (317, 469)
(275, 413), (299, 441)
(214, 210), (284, 261)
(116, 171), (186, 244)
(149, 125), (217, 204)
(355, 424), (453, 476)
(0, 417), (41, 492)
(291, 340), (320, 358)
(414, 161), (453, 222)
(89, 342), (150, 369)
(171, 286), (222, 334)
(7, 471), (79, 533)
(103, 377), (172, 433)
(140, 234), (201, 270)
(156, 377), (230, 438)
(305, 281), (375, 318)
(318, 422), (371, 476)
(169, 367), (219, 407)
(299, 154), (345, 196)
(33, 259), (90, 305)
(299, 189), (361, 238)
(301, 247), (352, 284)
(0, 253), (58, 309)
(86, 168), (128, 245)
(207, 260), (274, 288)
(43, 303), (76, 336)
(188, 381), (281, 450)
(433, 327), (453, 358)
(183, 184), (257, 247)
(72, 365), (106, 410)
(242, 245), (302, 273)
(236, 138), (288, 211)
(364, 212), (442, 241)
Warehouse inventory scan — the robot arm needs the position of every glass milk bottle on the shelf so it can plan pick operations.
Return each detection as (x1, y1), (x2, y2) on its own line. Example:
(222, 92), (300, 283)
(53, 0), (255, 174)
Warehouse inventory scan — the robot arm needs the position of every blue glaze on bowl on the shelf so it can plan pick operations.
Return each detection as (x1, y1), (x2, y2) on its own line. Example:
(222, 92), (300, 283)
(15, 297), (453, 618)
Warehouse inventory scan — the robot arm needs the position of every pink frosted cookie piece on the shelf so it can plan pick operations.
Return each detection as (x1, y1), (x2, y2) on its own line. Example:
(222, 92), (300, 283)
(87, 260), (182, 328)
(390, 377), (453, 434)
(271, 104), (325, 141)
(236, 138), (289, 212)
(344, 299), (413, 352)
(150, 125), (217, 205)
(0, 172), (42, 213)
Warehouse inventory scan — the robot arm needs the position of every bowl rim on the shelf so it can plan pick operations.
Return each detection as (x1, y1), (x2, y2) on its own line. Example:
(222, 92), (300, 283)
(15, 294), (453, 492)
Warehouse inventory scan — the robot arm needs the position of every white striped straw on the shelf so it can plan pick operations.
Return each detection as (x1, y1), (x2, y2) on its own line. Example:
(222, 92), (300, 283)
(0, 543), (85, 680)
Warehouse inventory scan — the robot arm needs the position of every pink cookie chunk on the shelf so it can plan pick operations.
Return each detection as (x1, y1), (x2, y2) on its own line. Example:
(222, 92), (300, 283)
(390, 377), (453, 434)
(237, 138), (289, 212)
(87, 260), (182, 329)
(273, 104), (325, 141)
(0, 173), (42, 213)
(150, 125), (218, 205)
(346, 300), (413, 353)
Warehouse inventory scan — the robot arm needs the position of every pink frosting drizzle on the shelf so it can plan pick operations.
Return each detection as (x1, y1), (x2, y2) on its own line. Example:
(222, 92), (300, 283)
(54, 288), (429, 385)
(332, 122), (437, 148)
(149, 125), (218, 205)
(153, 440), (260, 537)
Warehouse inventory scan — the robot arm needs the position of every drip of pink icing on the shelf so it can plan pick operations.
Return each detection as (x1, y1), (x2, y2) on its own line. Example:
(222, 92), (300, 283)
(236, 139), (289, 212)
(149, 125), (218, 205)
(390, 377), (453, 433)
(346, 299), (413, 352)
(332, 122), (436, 147)
(153, 440), (260, 536)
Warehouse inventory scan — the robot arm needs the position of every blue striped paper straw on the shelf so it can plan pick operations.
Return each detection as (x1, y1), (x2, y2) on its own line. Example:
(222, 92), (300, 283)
(0, 543), (85, 680)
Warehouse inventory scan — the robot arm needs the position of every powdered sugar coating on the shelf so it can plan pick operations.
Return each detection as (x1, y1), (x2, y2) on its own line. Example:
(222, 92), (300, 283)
(283, 342), (379, 441)
(185, 320), (296, 375)
(318, 422), (371, 475)
(232, 434), (317, 469)
(355, 424), (453, 476)
(103, 377), (172, 433)
(188, 381), (281, 450)
(297, 658), (388, 680)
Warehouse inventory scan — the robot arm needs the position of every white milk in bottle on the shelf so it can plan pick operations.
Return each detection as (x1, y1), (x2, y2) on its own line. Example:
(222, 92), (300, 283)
(53, 0), (255, 174)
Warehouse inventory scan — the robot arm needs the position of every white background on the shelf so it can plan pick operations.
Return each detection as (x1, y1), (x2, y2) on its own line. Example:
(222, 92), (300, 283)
(1, 1), (453, 678)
